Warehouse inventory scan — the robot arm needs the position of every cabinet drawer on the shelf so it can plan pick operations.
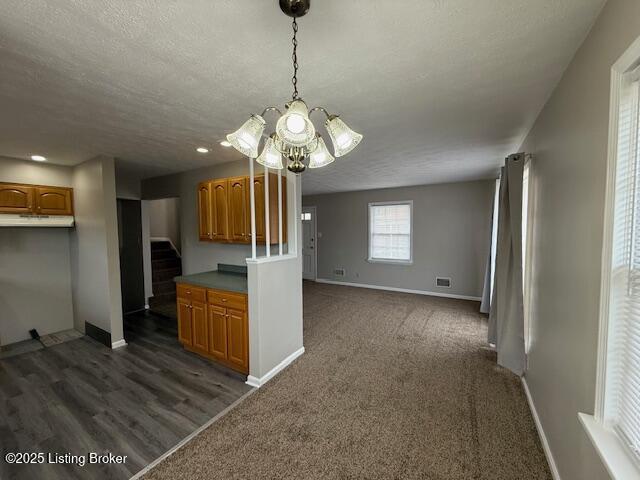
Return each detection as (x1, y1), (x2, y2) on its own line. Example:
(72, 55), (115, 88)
(207, 290), (247, 310)
(176, 284), (206, 303)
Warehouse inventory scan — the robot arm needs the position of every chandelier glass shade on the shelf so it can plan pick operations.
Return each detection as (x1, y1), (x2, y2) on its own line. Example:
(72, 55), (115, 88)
(308, 136), (334, 169)
(325, 115), (363, 158)
(276, 99), (316, 147)
(255, 134), (284, 170)
(226, 1), (362, 173)
(226, 114), (266, 158)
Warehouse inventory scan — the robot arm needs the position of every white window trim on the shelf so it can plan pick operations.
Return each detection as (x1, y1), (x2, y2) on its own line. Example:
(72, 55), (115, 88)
(582, 35), (640, 480)
(367, 200), (413, 265)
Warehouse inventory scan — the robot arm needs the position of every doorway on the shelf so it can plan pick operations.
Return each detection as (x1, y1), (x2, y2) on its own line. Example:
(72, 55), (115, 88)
(146, 197), (182, 318)
(117, 199), (145, 314)
(302, 206), (317, 280)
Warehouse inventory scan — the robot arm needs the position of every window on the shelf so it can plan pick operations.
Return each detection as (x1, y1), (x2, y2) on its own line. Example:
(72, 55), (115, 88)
(368, 201), (412, 264)
(584, 57), (640, 478)
(604, 65), (640, 460)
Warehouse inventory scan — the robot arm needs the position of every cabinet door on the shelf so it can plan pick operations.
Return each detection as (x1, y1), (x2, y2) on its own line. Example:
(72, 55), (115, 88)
(226, 308), (248, 373)
(191, 300), (208, 354)
(208, 305), (228, 361)
(0, 183), (34, 214)
(267, 174), (288, 244)
(249, 175), (266, 242)
(35, 187), (73, 215)
(177, 299), (193, 346)
(228, 177), (248, 242)
(211, 179), (229, 242)
(198, 181), (212, 241)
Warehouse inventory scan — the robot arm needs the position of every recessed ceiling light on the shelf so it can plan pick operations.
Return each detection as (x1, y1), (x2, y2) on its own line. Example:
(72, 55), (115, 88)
(30, 155), (46, 162)
(196, 147), (209, 153)
(220, 140), (232, 147)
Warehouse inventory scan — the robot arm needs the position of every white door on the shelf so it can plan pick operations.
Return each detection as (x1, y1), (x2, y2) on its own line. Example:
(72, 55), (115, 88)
(302, 206), (317, 280)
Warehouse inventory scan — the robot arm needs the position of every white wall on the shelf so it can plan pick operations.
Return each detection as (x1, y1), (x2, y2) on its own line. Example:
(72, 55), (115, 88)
(115, 168), (141, 200)
(303, 180), (494, 299)
(149, 197), (181, 251)
(518, 0), (640, 478)
(70, 156), (124, 344)
(0, 155), (73, 186)
(0, 157), (75, 345)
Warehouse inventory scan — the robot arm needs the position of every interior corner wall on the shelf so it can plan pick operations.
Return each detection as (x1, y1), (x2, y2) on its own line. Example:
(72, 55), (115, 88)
(0, 156), (75, 345)
(517, 0), (640, 479)
(303, 180), (494, 299)
(70, 156), (124, 345)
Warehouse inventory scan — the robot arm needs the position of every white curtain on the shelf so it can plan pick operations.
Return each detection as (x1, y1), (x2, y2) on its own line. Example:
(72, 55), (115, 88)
(488, 153), (526, 376)
(480, 180), (500, 314)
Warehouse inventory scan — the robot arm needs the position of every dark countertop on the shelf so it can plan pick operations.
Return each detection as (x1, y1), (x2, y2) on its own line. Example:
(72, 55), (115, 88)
(174, 270), (248, 293)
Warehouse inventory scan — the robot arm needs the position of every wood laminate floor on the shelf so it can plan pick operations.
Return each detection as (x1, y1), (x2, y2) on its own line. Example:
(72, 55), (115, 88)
(0, 310), (252, 480)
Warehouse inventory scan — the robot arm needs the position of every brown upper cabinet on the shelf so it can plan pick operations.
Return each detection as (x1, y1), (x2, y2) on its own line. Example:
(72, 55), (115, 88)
(35, 186), (73, 215)
(0, 182), (73, 215)
(198, 173), (286, 245)
(198, 181), (212, 241)
(211, 179), (229, 242)
(228, 176), (248, 242)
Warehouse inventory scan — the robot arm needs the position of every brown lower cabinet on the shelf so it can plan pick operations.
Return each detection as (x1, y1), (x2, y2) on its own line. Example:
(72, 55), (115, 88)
(176, 283), (249, 374)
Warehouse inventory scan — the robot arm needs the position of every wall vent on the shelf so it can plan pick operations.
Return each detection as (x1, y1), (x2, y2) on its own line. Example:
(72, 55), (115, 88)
(334, 268), (346, 277)
(436, 277), (452, 288)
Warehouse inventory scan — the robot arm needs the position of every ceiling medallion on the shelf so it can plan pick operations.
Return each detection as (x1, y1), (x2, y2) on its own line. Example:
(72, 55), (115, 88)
(226, 0), (362, 173)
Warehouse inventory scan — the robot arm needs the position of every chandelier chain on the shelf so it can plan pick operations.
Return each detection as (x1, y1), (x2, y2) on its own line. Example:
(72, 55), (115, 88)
(291, 17), (299, 100)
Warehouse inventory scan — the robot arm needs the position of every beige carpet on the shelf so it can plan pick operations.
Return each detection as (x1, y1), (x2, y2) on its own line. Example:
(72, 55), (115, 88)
(145, 282), (552, 480)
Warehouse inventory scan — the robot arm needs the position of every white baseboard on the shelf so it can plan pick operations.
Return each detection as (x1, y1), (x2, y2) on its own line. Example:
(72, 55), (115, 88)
(246, 347), (305, 388)
(315, 278), (482, 302)
(522, 377), (561, 480)
(111, 339), (128, 349)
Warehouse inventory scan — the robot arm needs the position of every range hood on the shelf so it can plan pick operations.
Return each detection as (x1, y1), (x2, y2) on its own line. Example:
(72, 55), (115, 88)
(0, 214), (74, 227)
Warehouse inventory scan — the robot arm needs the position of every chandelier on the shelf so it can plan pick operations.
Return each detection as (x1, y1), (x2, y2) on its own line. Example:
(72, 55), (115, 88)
(226, 0), (362, 174)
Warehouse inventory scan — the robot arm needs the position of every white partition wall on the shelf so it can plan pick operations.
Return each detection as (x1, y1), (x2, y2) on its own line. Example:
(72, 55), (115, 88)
(245, 170), (303, 387)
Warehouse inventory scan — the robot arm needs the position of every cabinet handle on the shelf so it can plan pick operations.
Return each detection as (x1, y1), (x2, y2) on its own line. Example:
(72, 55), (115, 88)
(186, 291), (191, 294)
(222, 298), (227, 302)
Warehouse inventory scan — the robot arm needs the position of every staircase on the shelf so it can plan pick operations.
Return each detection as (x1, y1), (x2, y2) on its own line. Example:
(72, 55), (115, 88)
(149, 240), (182, 317)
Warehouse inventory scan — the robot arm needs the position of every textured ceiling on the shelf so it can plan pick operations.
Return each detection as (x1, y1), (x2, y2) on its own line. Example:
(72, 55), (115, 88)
(0, 0), (605, 194)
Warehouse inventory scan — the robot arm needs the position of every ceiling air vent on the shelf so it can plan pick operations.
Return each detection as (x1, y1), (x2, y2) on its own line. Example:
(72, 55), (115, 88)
(436, 277), (451, 288)
(334, 268), (345, 277)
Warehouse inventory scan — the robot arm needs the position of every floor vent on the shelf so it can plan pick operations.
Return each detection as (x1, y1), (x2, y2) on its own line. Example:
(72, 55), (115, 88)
(436, 277), (452, 288)
(334, 268), (346, 277)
